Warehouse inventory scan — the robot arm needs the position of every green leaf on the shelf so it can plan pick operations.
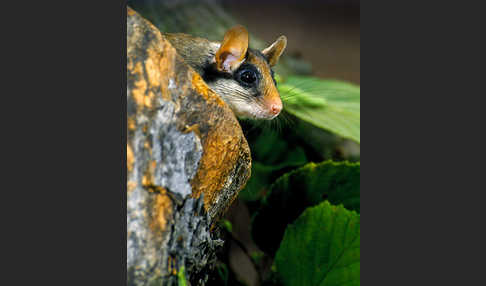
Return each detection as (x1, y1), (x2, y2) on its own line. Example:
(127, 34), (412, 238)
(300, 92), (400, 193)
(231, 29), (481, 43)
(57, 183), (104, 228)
(250, 250), (265, 266)
(239, 162), (276, 201)
(216, 263), (229, 286)
(249, 130), (307, 166)
(279, 76), (360, 143)
(252, 160), (359, 254)
(240, 153), (308, 202)
(275, 201), (360, 286)
(267, 160), (360, 213)
(219, 219), (233, 233)
(178, 266), (187, 286)
(239, 131), (308, 202)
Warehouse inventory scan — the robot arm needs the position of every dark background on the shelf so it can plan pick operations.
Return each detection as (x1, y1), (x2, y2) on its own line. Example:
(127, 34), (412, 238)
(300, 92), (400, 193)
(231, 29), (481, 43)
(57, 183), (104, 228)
(223, 0), (360, 84)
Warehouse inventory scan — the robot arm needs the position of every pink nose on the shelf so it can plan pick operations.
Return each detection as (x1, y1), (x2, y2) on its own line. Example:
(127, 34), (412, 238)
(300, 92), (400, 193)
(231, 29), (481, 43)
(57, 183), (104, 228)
(270, 102), (282, 115)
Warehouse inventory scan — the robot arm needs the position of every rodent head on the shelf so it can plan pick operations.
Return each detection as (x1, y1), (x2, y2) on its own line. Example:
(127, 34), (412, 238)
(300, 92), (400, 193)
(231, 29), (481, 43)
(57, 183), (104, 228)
(204, 25), (287, 120)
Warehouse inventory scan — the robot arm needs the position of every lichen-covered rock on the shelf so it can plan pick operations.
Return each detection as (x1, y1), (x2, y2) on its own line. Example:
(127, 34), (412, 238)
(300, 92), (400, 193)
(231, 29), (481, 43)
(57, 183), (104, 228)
(127, 7), (251, 285)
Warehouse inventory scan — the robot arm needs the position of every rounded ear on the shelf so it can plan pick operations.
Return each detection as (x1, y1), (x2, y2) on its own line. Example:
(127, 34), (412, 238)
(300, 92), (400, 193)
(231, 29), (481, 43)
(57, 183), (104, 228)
(262, 35), (287, 67)
(215, 25), (249, 73)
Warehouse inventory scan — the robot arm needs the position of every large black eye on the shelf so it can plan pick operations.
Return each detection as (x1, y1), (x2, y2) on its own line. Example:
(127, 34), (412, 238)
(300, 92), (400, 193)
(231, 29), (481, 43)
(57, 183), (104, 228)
(240, 70), (257, 84)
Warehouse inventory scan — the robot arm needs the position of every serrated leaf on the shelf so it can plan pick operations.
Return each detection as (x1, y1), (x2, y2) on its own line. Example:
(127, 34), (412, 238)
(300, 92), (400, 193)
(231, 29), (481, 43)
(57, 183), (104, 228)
(267, 160), (361, 213)
(279, 76), (360, 143)
(252, 161), (359, 254)
(275, 201), (360, 286)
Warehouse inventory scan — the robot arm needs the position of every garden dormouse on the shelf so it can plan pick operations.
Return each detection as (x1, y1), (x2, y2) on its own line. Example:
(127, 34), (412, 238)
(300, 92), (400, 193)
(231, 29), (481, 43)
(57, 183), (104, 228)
(164, 25), (287, 120)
